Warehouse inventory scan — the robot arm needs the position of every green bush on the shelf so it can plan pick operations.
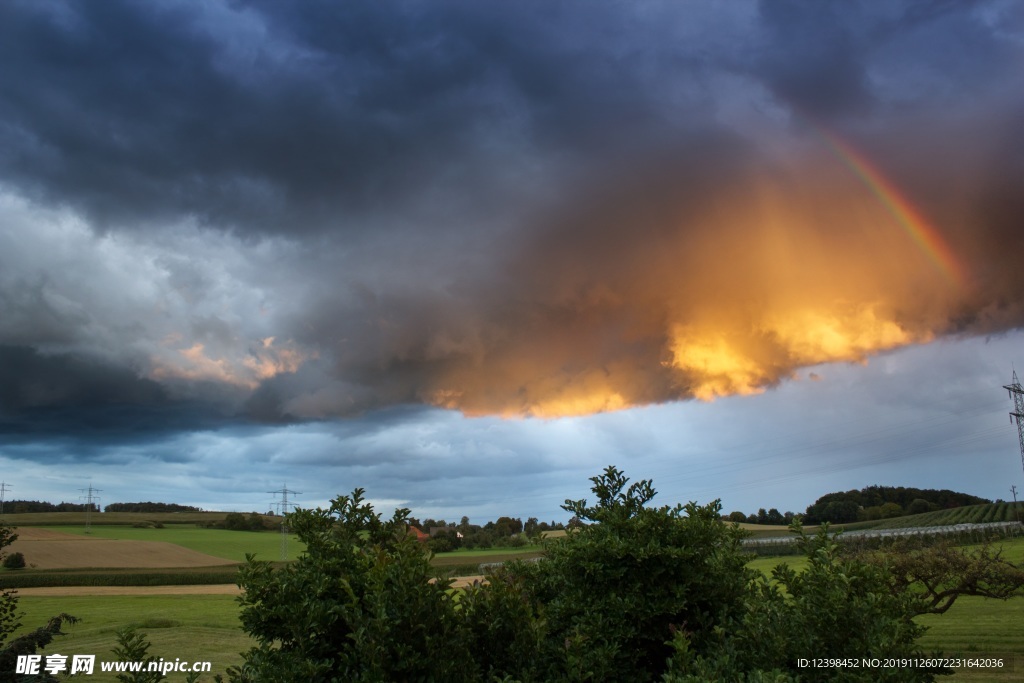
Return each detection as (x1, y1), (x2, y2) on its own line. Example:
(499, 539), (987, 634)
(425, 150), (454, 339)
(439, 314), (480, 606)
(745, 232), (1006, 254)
(1, 552), (25, 570)
(665, 525), (944, 682)
(111, 627), (165, 683)
(229, 489), (472, 682)
(506, 466), (751, 682)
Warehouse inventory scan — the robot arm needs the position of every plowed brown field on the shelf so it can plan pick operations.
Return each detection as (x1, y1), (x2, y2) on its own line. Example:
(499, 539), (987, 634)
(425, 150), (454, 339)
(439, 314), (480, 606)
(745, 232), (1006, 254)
(7, 527), (237, 569)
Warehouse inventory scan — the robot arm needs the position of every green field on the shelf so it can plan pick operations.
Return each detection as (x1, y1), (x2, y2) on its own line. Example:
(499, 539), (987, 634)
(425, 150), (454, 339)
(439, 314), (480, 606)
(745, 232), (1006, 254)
(13, 595), (248, 683)
(45, 525), (304, 563)
(917, 595), (1024, 682)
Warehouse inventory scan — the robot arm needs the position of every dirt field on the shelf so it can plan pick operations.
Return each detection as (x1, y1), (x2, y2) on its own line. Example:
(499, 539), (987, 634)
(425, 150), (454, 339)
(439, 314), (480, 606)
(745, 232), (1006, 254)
(8, 527), (237, 569)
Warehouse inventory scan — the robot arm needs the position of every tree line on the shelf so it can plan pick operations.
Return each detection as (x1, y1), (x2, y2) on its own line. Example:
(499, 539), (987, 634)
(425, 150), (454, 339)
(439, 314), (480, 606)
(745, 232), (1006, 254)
(408, 515), (567, 553)
(803, 485), (990, 524)
(726, 486), (990, 527)
(104, 502), (204, 513)
(0, 500), (98, 514)
(0, 500), (203, 514)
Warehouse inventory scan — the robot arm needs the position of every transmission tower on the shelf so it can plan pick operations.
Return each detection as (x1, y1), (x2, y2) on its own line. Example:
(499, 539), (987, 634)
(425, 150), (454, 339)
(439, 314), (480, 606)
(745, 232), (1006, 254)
(0, 481), (10, 520)
(1005, 370), (1024, 480)
(79, 484), (102, 534)
(268, 485), (301, 561)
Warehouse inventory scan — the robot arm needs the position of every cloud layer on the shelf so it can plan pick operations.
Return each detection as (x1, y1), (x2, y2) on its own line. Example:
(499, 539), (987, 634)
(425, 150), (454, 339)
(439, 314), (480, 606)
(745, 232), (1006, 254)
(1, 0), (1022, 439)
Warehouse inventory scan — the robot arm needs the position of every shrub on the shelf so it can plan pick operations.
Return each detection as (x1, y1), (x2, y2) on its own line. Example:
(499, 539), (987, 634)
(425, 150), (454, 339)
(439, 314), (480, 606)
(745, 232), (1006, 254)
(2, 553), (25, 570)
(111, 627), (164, 683)
(229, 489), (472, 682)
(505, 466), (751, 682)
(665, 525), (943, 682)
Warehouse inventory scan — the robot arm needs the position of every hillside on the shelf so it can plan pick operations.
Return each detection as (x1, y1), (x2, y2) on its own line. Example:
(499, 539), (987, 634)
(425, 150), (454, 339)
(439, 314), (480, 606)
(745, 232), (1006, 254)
(840, 501), (1023, 531)
(804, 485), (991, 524)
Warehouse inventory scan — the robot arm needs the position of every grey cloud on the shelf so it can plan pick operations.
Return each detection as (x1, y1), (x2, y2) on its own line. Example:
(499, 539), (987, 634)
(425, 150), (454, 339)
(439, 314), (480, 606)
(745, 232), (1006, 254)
(0, 345), (230, 442)
(1, 0), (1022, 431)
(0, 0), (779, 239)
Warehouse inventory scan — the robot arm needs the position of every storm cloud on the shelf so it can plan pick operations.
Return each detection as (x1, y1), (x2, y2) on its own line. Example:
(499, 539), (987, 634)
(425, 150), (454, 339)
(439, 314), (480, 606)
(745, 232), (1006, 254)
(1, 0), (1022, 461)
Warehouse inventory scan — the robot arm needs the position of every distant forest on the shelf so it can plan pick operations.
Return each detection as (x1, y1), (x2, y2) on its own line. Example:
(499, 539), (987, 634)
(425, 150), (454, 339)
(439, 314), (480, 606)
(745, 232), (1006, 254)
(802, 486), (991, 524)
(104, 502), (204, 513)
(0, 500), (200, 513)
(0, 500), (99, 513)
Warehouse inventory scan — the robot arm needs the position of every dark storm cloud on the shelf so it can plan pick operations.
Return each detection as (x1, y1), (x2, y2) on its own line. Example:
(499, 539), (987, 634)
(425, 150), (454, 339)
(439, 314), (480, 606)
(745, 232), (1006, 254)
(0, 0), (711, 236)
(1, 0), (1016, 238)
(0, 345), (225, 442)
(751, 0), (1020, 119)
(0, 0), (1022, 433)
(753, 0), (874, 118)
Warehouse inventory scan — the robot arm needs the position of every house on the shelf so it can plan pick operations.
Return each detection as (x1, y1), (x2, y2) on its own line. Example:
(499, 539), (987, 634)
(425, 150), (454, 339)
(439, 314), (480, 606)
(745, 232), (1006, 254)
(429, 526), (464, 539)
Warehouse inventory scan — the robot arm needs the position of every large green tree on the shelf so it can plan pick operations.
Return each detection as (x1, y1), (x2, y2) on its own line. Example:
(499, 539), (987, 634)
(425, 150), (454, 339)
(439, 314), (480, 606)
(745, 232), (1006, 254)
(229, 489), (472, 682)
(502, 466), (752, 682)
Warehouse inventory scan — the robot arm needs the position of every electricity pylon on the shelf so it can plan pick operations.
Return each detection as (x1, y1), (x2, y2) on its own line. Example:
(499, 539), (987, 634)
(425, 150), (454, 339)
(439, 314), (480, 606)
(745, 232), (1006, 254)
(1004, 370), (1024, 479)
(268, 485), (301, 561)
(79, 484), (102, 534)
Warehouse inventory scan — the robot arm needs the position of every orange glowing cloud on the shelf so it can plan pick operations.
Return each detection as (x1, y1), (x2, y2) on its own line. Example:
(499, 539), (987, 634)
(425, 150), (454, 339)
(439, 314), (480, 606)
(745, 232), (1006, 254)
(150, 337), (314, 389)
(395, 145), (1003, 419)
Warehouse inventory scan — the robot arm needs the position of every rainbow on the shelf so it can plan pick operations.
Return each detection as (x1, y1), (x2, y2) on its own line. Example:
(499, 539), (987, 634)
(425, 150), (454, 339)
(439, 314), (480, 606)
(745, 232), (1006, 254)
(815, 128), (968, 288)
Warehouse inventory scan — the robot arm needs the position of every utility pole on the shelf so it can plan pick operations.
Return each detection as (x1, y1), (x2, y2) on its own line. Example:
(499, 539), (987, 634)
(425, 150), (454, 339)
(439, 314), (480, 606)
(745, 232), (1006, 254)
(0, 481), (10, 520)
(268, 485), (301, 561)
(79, 484), (102, 534)
(1012, 485), (1021, 525)
(1004, 370), (1024, 479)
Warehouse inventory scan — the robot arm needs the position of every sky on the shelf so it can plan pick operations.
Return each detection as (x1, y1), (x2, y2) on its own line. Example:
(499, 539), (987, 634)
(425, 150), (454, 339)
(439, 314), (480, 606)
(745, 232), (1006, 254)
(1, 0), (1023, 523)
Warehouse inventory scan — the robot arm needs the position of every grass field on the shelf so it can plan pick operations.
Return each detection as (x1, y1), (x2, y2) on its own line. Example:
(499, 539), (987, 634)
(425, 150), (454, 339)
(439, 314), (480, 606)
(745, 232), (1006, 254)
(13, 595), (248, 683)
(917, 596), (1024, 682)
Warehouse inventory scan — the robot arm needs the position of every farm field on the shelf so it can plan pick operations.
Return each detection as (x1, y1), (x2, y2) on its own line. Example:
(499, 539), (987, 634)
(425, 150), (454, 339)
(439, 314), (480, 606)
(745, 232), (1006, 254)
(0, 526), (301, 589)
(841, 502), (1024, 531)
(1, 525), (542, 587)
(38, 525), (303, 563)
(5, 527), (238, 570)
